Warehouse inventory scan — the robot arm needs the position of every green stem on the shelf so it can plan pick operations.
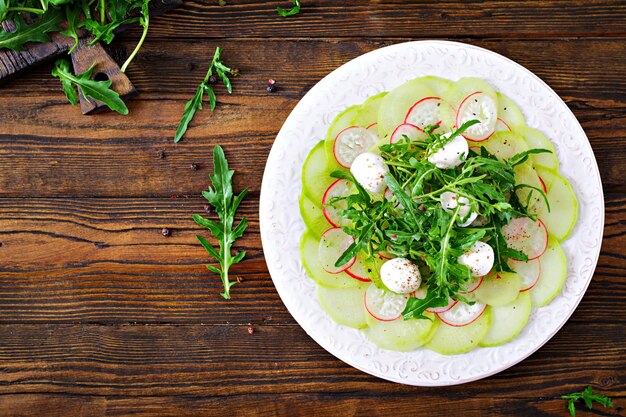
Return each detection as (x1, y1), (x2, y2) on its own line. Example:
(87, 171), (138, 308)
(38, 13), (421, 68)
(437, 207), (458, 285)
(120, 12), (149, 72)
(99, 0), (105, 25)
(6, 6), (44, 14)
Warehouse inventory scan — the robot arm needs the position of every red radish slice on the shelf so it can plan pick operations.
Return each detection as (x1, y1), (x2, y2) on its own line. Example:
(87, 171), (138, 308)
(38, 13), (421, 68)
(390, 123), (421, 144)
(456, 91), (497, 142)
(509, 258), (542, 291)
(426, 297), (458, 313)
(538, 175), (547, 193)
(459, 275), (484, 294)
(346, 255), (373, 282)
(364, 284), (409, 321)
(333, 126), (378, 168)
(437, 301), (487, 327)
(322, 179), (352, 227)
(495, 117), (511, 132)
(502, 217), (548, 261)
(405, 96), (442, 131)
(366, 122), (379, 136)
(319, 228), (356, 274)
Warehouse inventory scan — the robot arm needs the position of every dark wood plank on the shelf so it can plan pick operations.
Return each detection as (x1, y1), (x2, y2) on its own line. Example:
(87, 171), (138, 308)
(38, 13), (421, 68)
(0, 321), (623, 408)
(141, 0), (626, 39)
(0, 195), (623, 324)
(0, 39), (624, 197)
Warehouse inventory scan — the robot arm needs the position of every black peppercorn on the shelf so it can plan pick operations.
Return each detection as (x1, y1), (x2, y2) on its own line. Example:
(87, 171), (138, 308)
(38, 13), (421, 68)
(208, 75), (218, 85)
(266, 84), (276, 93)
(161, 228), (171, 237)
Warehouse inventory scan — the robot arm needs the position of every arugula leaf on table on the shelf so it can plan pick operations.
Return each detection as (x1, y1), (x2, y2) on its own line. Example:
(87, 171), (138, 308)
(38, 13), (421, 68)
(174, 46), (237, 143)
(60, 5), (81, 53)
(192, 145), (249, 300)
(0, 10), (63, 51)
(277, 0), (300, 16)
(561, 386), (614, 417)
(51, 59), (129, 114)
(120, 0), (150, 72)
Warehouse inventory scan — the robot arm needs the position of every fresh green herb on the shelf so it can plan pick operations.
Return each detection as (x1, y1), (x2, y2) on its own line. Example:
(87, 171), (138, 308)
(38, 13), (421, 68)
(60, 6), (80, 53)
(51, 59), (129, 114)
(330, 122), (549, 319)
(277, 0), (300, 16)
(0, 10), (63, 51)
(121, 0), (150, 72)
(192, 145), (249, 300)
(174, 46), (236, 143)
(561, 386), (614, 417)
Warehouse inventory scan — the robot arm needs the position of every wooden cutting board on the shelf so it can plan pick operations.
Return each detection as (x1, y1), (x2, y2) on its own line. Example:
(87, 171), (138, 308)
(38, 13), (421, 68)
(0, 0), (181, 114)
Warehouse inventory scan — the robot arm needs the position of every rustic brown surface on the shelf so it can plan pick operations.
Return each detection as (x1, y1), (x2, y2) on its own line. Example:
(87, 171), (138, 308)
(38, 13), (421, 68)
(0, 1), (625, 416)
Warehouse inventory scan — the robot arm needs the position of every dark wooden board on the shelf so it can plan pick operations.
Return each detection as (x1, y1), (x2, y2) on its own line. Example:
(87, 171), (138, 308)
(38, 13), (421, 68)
(1, 1), (626, 416)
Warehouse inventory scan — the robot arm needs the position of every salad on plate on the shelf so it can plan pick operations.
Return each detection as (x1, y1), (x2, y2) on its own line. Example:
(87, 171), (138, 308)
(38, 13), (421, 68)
(299, 75), (578, 354)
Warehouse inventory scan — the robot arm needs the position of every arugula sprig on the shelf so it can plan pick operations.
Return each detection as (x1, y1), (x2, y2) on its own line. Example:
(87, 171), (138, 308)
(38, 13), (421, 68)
(277, 0), (300, 16)
(51, 59), (129, 114)
(330, 122), (551, 319)
(0, 10), (63, 51)
(193, 145), (248, 300)
(561, 386), (614, 416)
(174, 46), (236, 143)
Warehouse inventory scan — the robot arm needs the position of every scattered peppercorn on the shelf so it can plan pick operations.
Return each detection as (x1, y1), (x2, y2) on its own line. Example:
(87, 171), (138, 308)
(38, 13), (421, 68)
(161, 228), (171, 237)
(203, 204), (211, 214)
(208, 75), (218, 85)
(237, 276), (243, 283)
(231, 68), (240, 76)
(247, 326), (254, 334)
(0, 242), (3, 247)
(268, 79), (276, 85)
(157, 149), (166, 159)
(418, 204), (426, 211)
(266, 84), (276, 93)
(190, 163), (199, 170)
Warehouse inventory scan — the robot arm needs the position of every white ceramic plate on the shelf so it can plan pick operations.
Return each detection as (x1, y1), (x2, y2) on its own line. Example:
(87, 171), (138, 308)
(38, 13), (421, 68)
(259, 40), (603, 386)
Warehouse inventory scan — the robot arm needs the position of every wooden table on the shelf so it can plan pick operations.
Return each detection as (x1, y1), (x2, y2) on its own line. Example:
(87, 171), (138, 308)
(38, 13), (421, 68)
(0, 1), (625, 416)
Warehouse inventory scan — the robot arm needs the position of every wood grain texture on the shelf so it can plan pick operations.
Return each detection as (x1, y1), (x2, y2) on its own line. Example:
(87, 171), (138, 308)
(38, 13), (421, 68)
(1, 1), (625, 416)
(0, 39), (624, 196)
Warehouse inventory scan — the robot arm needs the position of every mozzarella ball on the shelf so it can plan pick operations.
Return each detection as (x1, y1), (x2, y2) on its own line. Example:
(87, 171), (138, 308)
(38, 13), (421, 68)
(427, 132), (469, 169)
(457, 241), (494, 277)
(350, 152), (389, 194)
(380, 257), (422, 294)
(440, 191), (478, 227)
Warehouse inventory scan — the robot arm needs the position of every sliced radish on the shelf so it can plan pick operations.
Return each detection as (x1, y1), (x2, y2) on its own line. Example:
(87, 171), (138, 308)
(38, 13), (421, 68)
(390, 123), (421, 144)
(502, 217), (548, 261)
(459, 275), (484, 294)
(346, 255), (373, 282)
(456, 91), (497, 142)
(538, 175), (547, 193)
(333, 126), (378, 168)
(319, 227), (356, 274)
(364, 284), (409, 321)
(322, 179), (353, 227)
(509, 258), (541, 291)
(437, 301), (487, 327)
(426, 297), (458, 313)
(366, 122), (379, 136)
(495, 117), (511, 132)
(405, 96), (442, 131)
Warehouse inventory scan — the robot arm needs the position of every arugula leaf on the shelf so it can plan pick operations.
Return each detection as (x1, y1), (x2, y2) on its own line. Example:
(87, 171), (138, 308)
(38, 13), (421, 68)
(60, 6), (81, 53)
(0, 10), (63, 51)
(277, 0), (300, 16)
(51, 59), (129, 114)
(561, 386), (614, 417)
(120, 0), (150, 72)
(174, 46), (236, 143)
(193, 145), (248, 299)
